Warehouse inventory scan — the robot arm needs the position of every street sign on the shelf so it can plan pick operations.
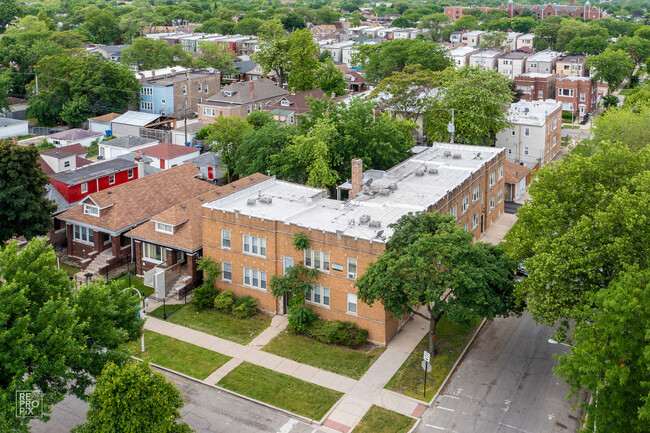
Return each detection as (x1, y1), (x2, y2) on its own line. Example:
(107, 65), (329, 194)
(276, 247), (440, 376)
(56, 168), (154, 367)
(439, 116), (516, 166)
(421, 361), (432, 372)
(423, 351), (431, 363)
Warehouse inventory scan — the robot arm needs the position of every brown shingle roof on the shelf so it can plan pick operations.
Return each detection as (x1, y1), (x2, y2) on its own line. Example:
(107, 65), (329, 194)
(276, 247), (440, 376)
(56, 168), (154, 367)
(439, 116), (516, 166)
(267, 89), (326, 114)
(205, 78), (287, 105)
(88, 113), (121, 122)
(125, 174), (268, 251)
(504, 160), (532, 184)
(58, 164), (215, 233)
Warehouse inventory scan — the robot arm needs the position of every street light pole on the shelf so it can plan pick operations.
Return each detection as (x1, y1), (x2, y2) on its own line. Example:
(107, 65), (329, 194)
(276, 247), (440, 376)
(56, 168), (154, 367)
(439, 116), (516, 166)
(123, 287), (146, 352)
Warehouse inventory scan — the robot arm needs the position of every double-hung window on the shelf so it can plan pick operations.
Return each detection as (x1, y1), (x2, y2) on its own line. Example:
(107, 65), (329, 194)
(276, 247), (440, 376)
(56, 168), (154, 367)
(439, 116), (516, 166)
(73, 225), (94, 243)
(347, 293), (357, 314)
(498, 188), (503, 203)
(283, 257), (294, 275)
(143, 242), (163, 262)
(243, 267), (266, 290)
(449, 204), (458, 220)
(347, 257), (357, 279)
(489, 196), (495, 211)
(498, 165), (503, 180)
(222, 263), (232, 281)
(462, 195), (469, 213)
(221, 230), (231, 248)
(305, 285), (330, 307)
(489, 172), (496, 188)
(243, 235), (266, 257)
(472, 212), (479, 229)
(472, 186), (480, 203)
(304, 248), (330, 272)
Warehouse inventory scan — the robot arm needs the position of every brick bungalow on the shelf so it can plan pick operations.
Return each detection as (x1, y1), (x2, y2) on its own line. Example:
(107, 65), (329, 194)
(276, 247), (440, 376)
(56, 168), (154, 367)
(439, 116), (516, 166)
(57, 163), (215, 273)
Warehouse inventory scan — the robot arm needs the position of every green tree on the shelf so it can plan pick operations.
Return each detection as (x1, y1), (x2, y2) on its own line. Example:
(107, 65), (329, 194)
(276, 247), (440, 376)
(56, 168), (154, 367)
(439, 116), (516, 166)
(288, 28), (320, 92)
(205, 115), (253, 182)
(565, 35), (609, 55)
(49, 31), (86, 49)
(0, 239), (143, 431)
(61, 95), (90, 127)
(281, 12), (306, 31)
(194, 41), (236, 74)
(479, 31), (508, 50)
(589, 105), (650, 151)
(586, 48), (635, 94)
(195, 18), (235, 35)
(610, 35), (650, 70)
(235, 17), (264, 35)
(452, 15), (478, 32)
(391, 17), (414, 28)
(423, 66), (514, 146)
(78, 8), (120, 44)
(234, 121), (299, 177)
(510, 17), (537, 34)
(122, 37), (190, 70)
(532, 15), (562, 51)
(315, 58), (347, 96)
(0, 71), (11, 113)
(418, 13), (451, 41)
(0, 142), (56, 242)
(315, 7), (341, 24)
(4, 15), (52, 46)
(73, 362), (192, 433)
(252, 18), (290, 85)
(356, 212), (518, 356)
(555, 267), (650, 433)
(353, 39), (452, 83)
(0, 0), (21, 33)
(505, 142), (650, 333)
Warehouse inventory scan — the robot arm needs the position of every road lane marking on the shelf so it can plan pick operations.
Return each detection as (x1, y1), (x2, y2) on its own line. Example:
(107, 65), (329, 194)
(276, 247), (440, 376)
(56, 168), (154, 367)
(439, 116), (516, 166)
(425, 425), (446, 430)
(499, 423), (532, 433)
(443, 395), (460, 400)
(436, 406), (455, 412)
(277, 419), (298, 433)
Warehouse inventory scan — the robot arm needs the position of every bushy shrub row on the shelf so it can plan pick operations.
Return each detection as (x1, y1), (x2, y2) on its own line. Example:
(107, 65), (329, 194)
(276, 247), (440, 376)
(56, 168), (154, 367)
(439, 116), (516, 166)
(288, 305), (368, 348)
(214, 290), (258, 319)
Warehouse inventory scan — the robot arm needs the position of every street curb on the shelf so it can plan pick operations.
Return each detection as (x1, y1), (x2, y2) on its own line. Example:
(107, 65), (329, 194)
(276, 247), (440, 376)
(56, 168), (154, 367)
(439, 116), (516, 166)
(407, 418), (422, 433)
(427, 318), (488, 407)
(130, 356), (320, 426)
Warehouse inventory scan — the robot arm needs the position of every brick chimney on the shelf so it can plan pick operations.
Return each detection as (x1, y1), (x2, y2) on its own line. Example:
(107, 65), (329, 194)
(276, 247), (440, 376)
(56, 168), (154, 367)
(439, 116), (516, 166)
(249, 81), (254, 100)
(135, 152), (145, 179)
(12, 136), (18, 145)
(350, 158), (363, 199)
(291, 87), (296, 95)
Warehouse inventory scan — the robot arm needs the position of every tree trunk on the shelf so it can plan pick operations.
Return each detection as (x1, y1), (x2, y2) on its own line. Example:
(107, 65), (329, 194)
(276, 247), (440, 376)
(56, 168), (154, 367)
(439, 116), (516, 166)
(428, 310), (444, 357)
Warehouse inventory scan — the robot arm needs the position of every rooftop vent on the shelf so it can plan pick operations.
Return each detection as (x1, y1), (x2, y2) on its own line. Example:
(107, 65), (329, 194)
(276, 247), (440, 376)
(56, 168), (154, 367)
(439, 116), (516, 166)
(181, 204), (186, 209)
(452, 153), (462, 159)
(388, 183), (397, 191)
(359, 214), (371, 225)
(379, 188), (390, 196)
(247, 198), (256, 206)
(444, 151), (452, 157)
(260, 196), (272, 204)
(368, 220), (382, 228)
(415, 169), (425, 177)
(474, 152), (482, 159)
(428, 168), (438, 175)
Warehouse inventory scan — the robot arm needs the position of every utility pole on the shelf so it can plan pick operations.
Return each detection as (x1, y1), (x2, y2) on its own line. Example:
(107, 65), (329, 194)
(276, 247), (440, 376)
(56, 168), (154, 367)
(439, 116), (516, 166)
(35, 73), (39, 96)
(448, 108), (455, 144)
(176, 98), (190, 146)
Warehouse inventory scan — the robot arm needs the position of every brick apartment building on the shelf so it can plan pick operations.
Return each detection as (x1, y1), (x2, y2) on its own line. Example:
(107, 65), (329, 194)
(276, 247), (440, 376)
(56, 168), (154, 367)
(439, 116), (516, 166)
(445, 1), (604, 21)
(556, 76), (598, 120)
(515, 73), (556, 101)
(198, 79), (288, 122)
(201, 144), (506, 345)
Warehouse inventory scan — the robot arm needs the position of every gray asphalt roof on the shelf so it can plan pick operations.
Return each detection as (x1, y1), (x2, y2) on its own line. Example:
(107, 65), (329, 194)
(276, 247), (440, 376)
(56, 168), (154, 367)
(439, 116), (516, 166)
(50, 158), (137, 186)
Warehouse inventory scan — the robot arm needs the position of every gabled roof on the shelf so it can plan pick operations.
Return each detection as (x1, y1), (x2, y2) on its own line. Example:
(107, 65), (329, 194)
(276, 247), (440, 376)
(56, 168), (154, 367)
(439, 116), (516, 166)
(234, 60), (257, 74)
(504, 160), (532, 184)
(45, 184), (75, 214)
(125, 174), (268, 252)
(111, 111), (161, 127)
(43, 143), (87, 157)
(58, 164), (215, 233)
(266, 89), (327, 114)
(46, 128), (103, 141)
(142, 143), (201, 160)
(101, 135), (158, 149)
(50, 158), (137, 186)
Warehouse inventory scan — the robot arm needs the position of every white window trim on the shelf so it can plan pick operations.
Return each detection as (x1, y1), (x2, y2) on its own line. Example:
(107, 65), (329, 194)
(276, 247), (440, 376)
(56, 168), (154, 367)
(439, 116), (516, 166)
(83, 204), (99, 216)
(81, 183), (88, 194)
(242, 234), (266, 257)
(222, 262), (232, 281)
(305, 285), (330, 307)
(128, 169), (134, 179)
(221, 230), (231, 249)
(304, 248), (331, 273)
(73, 224), (94, 244)
(243, 267), (267, 291)
(142, 242), (164, 264)
(347, 257), (357, 280)
(347, 292), (358, 314)
(155, 222), (173, 234)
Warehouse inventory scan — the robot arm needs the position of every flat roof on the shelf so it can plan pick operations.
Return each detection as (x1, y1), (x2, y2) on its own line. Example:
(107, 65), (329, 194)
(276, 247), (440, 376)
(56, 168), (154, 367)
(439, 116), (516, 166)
(449, 46), (476, 56)
(527, 50), (561, 62)
(112, 111), (161, 126)
(204, 143), (503, 242)
(471, 49), (504, 59)
(0, 118), (28, 127)
(507, 100), (562, 126)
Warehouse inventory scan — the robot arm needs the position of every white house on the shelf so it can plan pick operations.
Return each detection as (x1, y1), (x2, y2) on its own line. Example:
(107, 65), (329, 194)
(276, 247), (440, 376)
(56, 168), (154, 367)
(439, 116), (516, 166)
(88, 113), (121, 135)
(98, 135), (159, 160)
(319, 41), (355, 63)
(140, 142), (201, 170)
(498, 50), (530, 79)
(505, 32), (523, 51)
(516, 34), (534, 51)
(460, 30), (486, 47)
(0, 118), (29, 139)
(171, 122), (206, 146)
(469, 50), (504, 71)
(46, 129), (104, 148)
(495, 99), (563, 168)
(449, 46), (477, 68)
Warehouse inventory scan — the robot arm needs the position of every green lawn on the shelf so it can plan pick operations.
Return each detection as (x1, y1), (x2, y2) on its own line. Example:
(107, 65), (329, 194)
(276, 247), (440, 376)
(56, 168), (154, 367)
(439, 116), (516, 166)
(619, 88), (635, 96)
(165, 303), (271, 345)
(148, 303), (186, 319)
(217, 362), (343, 420)
(123, 330), (230, 380)
(58, 263), (80, 277)
(354, 406), (416, 433)
(562, 124), (580, 129)
(263, 332), (385, 380)
(385, 317), (481, 401)
(111, 271), (153, 297)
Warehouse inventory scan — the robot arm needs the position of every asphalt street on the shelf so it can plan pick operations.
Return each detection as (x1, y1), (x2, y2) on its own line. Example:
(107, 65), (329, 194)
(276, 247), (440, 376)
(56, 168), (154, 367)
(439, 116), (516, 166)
(561, 128), (591, 140)
(31, 368), (325, 433)
(416, 313), (585, 433)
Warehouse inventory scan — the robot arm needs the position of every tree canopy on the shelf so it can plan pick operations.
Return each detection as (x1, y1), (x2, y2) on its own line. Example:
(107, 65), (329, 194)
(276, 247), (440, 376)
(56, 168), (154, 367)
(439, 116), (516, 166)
(121, 37), (191, 71)
(586, 48), (635, 94)
(356, 212), (519, 356)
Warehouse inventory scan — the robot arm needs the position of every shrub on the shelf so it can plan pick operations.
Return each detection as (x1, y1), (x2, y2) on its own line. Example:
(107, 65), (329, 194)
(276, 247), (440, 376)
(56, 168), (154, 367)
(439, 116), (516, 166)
(287, 304), (318, 332)
(305, 319), (368, 348)
(231, 296), (258, 318)
(214, 290), (235, 312)
(193, 284), (218, 310)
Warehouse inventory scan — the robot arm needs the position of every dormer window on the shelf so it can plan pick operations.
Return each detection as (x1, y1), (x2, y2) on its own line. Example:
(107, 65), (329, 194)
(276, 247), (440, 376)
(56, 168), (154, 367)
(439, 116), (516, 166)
(84, 204), (99, 216)
(223, 90), (234, 97)
(280, 99), (290, 107)
(155, 222), (173, 234)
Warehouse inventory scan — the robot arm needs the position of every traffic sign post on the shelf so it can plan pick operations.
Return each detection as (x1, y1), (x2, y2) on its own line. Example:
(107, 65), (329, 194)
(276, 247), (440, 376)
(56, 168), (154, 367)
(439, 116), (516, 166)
(423, 351), (431, 398)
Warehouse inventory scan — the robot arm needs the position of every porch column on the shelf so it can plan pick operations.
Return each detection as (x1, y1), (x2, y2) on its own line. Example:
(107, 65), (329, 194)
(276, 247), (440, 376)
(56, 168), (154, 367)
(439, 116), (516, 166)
(66, 224), (74, 256)
(133, 241), (143, 276)
(165, 248), (175, 267)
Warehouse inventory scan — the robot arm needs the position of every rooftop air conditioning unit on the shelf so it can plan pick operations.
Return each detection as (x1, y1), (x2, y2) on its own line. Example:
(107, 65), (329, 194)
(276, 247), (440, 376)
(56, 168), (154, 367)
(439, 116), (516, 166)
(247, 198), (256, 206)
(260, 196), (272, 204)
(368, 220), (382, 228)
(415, 169), (425, 177)
(444, 151), (452, 157)
(379, 188), (390, 196)
(428, 168), (438, 175)
(359, 214), (371, 224)
(388, 183), (397, 191)
(452, 153), (462, 159)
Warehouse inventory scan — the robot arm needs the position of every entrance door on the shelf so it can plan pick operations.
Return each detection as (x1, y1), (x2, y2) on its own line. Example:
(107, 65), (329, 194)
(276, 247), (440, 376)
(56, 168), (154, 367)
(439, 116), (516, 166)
(282, 293), (293, 315)
(281, 257), (294, 315)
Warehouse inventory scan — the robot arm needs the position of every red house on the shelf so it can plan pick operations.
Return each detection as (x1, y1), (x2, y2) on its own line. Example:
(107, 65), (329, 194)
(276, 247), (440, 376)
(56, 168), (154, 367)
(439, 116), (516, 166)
(49, 157), (150, 204)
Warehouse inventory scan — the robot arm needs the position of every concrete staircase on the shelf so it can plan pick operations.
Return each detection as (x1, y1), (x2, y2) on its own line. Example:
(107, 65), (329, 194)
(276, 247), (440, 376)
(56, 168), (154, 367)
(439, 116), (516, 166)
(84, 249), (113, 275)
